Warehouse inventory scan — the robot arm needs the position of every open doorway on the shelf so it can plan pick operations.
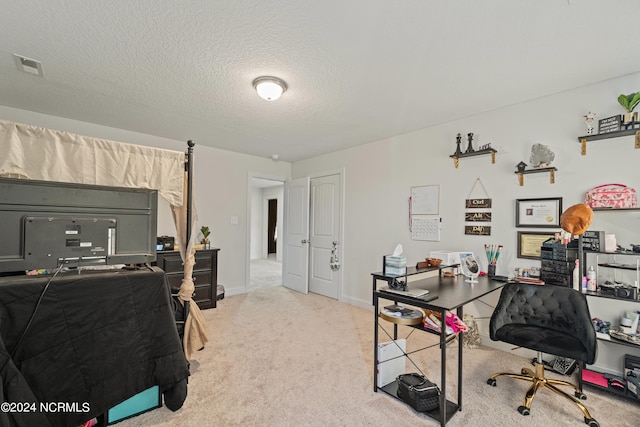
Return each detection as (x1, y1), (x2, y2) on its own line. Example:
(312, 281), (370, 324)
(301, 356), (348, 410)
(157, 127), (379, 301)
(268, 199), (277, 255)
(249, 177), (284, 291)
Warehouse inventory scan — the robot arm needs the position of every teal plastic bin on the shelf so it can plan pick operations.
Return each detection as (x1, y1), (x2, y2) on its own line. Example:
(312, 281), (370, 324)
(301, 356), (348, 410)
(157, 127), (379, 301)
(107, 386), (161, 424)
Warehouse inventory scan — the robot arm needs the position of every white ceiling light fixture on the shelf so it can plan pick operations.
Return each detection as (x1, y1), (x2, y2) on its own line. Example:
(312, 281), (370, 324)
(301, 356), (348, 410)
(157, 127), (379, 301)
(253, 76), (287, 101)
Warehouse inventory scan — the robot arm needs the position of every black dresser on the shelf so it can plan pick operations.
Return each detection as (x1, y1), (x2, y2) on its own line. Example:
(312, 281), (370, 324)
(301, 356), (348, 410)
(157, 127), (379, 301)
(156, 249), (219, 309)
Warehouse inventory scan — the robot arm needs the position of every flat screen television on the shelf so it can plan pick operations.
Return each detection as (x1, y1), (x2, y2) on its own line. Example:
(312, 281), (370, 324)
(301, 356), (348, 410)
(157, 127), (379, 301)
(0, 177), (157, 273)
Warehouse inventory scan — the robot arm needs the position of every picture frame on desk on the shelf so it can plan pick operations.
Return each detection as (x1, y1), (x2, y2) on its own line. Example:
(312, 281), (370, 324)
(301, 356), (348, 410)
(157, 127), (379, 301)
(515, 197), (562, 228)
(517, 231), (556, 259)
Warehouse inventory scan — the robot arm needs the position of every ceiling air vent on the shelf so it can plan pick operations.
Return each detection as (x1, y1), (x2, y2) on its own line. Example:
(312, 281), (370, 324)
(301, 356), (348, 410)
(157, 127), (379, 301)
(13, 54), (44, 77)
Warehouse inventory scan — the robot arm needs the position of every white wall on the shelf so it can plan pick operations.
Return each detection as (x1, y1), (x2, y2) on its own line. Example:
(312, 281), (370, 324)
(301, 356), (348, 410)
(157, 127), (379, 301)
(292, 72), (640, 371)
(292, 71), (640, 305)
(0, 105), (291, 295)
(250, 186), (263, 260)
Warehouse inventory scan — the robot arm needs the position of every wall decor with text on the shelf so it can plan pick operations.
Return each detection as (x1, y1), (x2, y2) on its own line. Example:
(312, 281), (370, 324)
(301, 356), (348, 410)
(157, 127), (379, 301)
(465, 178), (492, 235)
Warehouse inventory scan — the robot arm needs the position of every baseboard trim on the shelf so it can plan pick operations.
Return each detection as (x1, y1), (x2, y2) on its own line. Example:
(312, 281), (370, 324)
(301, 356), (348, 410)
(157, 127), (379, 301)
(340, 295), (372, 311)
(224, 286), (246, 296)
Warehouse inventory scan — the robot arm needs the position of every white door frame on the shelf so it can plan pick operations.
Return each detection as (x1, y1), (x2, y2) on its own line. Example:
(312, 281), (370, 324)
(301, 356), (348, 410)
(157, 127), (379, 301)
(245, 169), (345, 300)
(245, 172), (287, 293)
(308, 168), (345, 301)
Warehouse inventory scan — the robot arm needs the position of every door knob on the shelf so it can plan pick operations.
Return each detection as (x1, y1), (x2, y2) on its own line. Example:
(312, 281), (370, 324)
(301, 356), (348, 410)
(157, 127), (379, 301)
(301, 239), (308, 244)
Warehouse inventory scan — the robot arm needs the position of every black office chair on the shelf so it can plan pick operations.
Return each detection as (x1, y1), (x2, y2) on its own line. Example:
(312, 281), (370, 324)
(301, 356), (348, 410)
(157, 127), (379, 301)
(486, 283), (599, 427)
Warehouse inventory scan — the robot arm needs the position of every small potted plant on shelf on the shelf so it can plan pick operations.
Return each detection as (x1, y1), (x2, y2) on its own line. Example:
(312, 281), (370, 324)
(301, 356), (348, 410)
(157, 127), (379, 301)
(200, 226), (211, 249)
(618, 91), (640, 125)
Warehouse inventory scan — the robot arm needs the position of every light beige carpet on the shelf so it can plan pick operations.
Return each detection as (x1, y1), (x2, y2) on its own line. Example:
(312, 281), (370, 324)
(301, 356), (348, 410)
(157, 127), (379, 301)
(117, 286), (639, 427)
(249, 257), (282, 291)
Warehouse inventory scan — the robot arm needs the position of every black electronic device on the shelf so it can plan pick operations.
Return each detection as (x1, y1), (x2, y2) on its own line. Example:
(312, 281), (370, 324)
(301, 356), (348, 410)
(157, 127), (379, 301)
(0, 177), (157, 273)
(157, 236), (175, 251)
(24, 216), (115, 269)
(600, 281), (638, 300)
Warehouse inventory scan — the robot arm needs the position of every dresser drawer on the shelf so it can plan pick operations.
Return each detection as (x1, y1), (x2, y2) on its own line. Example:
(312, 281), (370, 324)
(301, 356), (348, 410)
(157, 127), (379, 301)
(194, 252), (213, 271)
(165, 270), (211, 291)
(194, 283), (213, 305)
(165, 273), (183, 291)
(156, 249), (219, 309)
(156, 253), (184, 274)
(158, 251), (214, 272)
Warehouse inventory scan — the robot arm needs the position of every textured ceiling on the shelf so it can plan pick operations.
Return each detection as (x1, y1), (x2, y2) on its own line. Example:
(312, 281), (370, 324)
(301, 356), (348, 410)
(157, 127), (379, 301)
(1, 1), (639, 162)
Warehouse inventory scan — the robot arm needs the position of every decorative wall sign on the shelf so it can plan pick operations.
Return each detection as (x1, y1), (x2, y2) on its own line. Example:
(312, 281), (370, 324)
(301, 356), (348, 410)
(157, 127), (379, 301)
(465, 212), (491, 222)
(464, 178), (492, 236)
(465, 225), (491, 236)
(465, 198), (492, 209)
(598, 115), (621, 134)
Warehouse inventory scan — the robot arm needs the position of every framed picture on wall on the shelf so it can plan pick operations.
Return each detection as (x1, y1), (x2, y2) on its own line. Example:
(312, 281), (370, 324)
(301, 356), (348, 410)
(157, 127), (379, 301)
(517, 231), (557, 259)
(515, 197), (562, 228)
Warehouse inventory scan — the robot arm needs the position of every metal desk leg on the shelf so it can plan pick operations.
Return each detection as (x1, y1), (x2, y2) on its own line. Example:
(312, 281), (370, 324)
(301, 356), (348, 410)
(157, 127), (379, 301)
(457, 306), (464, 410)
(440, 308), (447, 427)
(373, 294), (379, 392)
(372, 276), (376, 305)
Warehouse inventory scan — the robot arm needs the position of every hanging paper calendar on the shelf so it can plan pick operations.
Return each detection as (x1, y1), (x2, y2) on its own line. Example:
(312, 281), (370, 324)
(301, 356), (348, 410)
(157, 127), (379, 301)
(409, 185), (441, 241)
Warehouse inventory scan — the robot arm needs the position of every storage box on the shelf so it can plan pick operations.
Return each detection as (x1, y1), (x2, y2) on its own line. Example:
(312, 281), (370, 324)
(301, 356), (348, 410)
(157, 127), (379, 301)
(376, 339), (406, 388)
(627, 375), (640, 399)
(581, 369), (608, 388)
(625, 354), (640, 399)
(429, 251), (462, 267)
(107, 386), (161, 424)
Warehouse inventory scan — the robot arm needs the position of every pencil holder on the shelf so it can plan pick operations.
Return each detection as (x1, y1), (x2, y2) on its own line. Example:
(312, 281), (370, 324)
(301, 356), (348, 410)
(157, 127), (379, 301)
(488, 264), (496, 277)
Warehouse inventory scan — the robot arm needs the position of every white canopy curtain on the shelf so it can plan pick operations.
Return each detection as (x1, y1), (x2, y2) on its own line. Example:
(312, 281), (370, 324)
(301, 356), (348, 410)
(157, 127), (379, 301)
(0, 119), (208, 359)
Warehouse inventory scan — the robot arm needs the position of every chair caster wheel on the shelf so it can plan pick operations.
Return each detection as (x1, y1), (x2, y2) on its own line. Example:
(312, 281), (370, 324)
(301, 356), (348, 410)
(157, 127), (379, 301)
(517, 406), (530, 416)
(487, 378), (496, 386)
(585, 418), (599, 427)
(575, 391), (587, 400)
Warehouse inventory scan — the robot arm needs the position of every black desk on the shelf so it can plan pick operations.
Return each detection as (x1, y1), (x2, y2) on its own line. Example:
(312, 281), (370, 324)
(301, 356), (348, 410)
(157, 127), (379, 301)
(0, 267), (190, 427)
(373, 274), (506, 426)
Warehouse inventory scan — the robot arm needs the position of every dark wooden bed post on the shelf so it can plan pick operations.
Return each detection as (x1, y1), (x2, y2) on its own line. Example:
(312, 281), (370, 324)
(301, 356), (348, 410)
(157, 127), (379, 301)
(186, 140), (195, 245)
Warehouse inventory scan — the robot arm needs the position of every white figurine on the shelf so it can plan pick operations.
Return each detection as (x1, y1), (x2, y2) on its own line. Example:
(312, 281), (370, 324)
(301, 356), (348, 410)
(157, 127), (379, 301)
(584, 111), (596, 135)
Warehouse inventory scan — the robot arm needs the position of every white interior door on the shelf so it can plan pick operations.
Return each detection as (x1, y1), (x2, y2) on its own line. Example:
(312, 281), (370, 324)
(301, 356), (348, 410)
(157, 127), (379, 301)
(309, 174), (341, 299)
(283, 177), (310, 294)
